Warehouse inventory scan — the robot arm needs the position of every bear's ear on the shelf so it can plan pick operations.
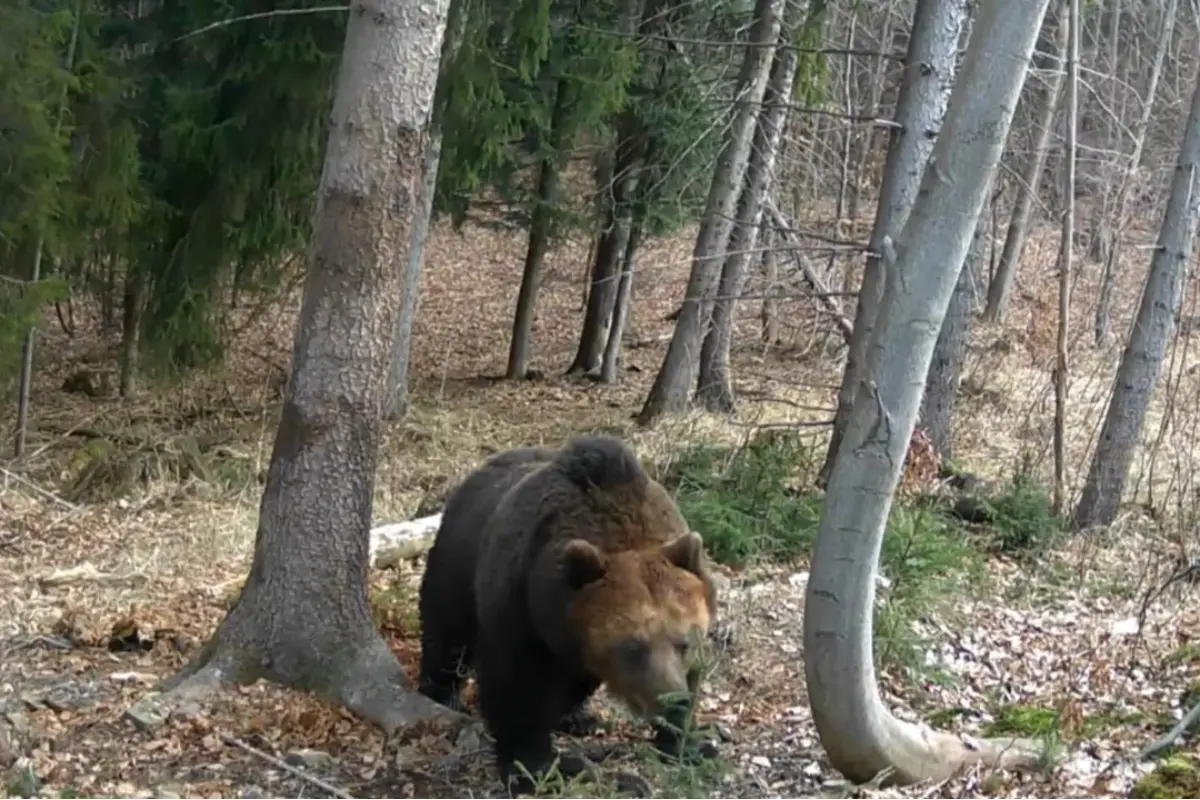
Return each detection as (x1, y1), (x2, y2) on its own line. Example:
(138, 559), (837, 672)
(661, 531), (705, 576)
(563, 539), (607, 588)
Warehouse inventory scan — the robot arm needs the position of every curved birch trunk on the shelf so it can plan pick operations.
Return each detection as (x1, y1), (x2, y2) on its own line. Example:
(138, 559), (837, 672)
(803, 0), (1052, 784)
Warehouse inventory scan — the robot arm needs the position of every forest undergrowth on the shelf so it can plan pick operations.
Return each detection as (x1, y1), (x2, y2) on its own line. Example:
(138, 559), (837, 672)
(2, 211), (1200, 799)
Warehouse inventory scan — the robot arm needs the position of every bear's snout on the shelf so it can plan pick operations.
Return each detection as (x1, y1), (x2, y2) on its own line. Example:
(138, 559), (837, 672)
(608, 641), (695, 718)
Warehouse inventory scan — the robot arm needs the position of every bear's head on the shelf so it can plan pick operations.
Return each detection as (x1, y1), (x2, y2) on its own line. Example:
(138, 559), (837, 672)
(564, 532), (714, 718)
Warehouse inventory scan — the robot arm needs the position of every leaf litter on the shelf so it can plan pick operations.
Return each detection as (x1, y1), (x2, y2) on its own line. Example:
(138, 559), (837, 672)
(1, 212), (1199, 798)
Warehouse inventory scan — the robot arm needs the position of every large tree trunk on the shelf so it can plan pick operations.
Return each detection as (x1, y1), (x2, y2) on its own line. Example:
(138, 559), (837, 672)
(919, 184), (991, 460)
(507, 79), (571, 380)
(1093, 0), (1178, 345)
(384, 0), (467, 420)
(1073, 65), (1200, 530)
(982, 0), (1068, 323)
(803, 0), (1050, 785)
(696, 18), (800, 412)
(636, 0), (784, 424)
(133, 0), (458, 734)
(818, 0), (968, 486)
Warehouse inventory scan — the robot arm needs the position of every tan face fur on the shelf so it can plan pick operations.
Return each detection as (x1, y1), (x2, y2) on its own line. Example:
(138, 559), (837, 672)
(564, 533), (713, 717)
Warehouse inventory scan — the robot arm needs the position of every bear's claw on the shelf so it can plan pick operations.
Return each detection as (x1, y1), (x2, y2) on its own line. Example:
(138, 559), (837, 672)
(555, 705), (602, 736)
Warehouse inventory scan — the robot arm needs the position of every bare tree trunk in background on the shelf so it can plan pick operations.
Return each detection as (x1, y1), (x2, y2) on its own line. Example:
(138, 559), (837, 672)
(1087, 0), (1122, 265)
(14, 3), (81, 458)
(804, 0), (1051, 783)
(846, 0), (898, 222)
(818, 0), (968, 485)
(119, 267), (143, 398)
(983, 0), (1068, 323)
(760, 226), (780, 345)
(134, 0), (459, 734)
(1074, 64), (1200, 530)
(569, 122), (643, 376)
(600, 217), (643, 384)
(102, 254), (117, 334)
(696, 15), (801, 412)
(507, 80), (571, 380)
(1093, 0), (1178, 345)
(580, 149), (614, 311)
(637, 0), (784, 424)
(919, 183), (991, 460)
(1052, 0), (1079, 513)
(569, 0), (650, 377)
(833, 10), (858, 244)
(384, 0), (466, 420)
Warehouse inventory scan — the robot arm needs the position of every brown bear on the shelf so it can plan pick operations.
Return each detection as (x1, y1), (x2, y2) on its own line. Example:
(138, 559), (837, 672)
(417, 435), (718, 794)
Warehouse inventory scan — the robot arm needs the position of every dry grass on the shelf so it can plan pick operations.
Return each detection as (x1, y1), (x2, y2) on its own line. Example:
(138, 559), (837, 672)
(1, 201), (1199, 799)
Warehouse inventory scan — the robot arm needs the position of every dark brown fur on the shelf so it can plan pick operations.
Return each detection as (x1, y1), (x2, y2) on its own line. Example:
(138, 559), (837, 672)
(417, 436), (717, 794)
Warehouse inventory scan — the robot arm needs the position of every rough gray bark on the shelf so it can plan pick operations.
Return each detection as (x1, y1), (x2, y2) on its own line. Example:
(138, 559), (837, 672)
(819, 0), (968, 485)
(135, 0), (459, 734)
(384, 0), (466, 420)
(919, 186), (990, 460)
(803, 0), (1051, 784)
(1093, 0), (1179, 345)
(507, 80), (571, 380)
(1074, 65), (1200, 530)
(696, 20), (800, 412)
(599, 218), (643, 384)
(637, 0), (784, 424)
(983, 0), (1068, 323)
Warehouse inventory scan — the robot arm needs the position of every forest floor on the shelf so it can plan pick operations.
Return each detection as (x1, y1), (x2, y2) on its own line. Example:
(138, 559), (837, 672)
(3, 207), (1200, 799)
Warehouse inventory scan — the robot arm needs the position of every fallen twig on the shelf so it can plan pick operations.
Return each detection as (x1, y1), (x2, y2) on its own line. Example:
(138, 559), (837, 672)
(219, 731), (354, 799)
(38, 561), (148, 589)
(1138, 701), (1200, 761)
(1, 634), (76, 659)
(764, 200), (856, 343)
(0, 466), (81, 512)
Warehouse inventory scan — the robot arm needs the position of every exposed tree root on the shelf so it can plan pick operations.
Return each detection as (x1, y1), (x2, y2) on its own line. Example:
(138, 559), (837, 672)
(864, 724), (1047, 788)
(127, 613), (466, 735)
(328, 635), (463, 734)
(1137, 700), (1200, 761)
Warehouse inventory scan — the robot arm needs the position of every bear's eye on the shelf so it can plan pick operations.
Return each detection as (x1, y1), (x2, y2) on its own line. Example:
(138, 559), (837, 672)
(617, 637), (649, 665)
(673, 639), (690, 658)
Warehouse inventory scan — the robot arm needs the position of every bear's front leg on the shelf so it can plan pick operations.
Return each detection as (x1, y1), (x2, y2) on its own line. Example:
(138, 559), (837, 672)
(474, 635), (587, 795)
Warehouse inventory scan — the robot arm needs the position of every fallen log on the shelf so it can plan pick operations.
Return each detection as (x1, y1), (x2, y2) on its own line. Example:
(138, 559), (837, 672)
(369, 513), (442, 569)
